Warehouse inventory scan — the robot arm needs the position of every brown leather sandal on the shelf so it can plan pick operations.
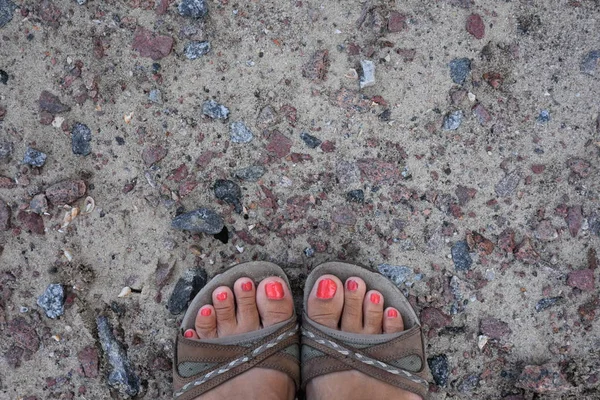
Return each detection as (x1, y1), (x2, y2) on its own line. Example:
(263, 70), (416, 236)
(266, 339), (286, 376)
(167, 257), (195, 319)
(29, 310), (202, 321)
(301, 262), (430, 399)
(172, 262), (300, 400)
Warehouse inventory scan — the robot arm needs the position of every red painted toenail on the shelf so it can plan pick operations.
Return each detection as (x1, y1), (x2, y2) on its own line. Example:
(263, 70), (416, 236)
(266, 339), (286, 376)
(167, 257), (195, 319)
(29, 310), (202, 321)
(200, 307), (212, 317)
(370, 293), (381, 304)
(184, 329), (194, 338)
(216, 292), (227, 301)
(241, 282), (253, 292)
(387, 309), (398, 318)
(265, 282), (284, 299)
(316, 278), (337, 299)
(347, 280), (359, 291)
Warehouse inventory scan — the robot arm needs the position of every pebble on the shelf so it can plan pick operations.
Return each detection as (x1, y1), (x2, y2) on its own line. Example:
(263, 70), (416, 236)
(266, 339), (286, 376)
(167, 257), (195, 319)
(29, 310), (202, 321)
(266, 131), (292, 158)
(379, 109), (391, 121)
(37, 284), (65, 319)
(8, 316), (39, 353)
(22, 147), (47, 167)
(359, 60), (376, 89)
(256, 105), (279, 128)
(77, 346), (99, 378)
(233, 165), (265, 182)
(0, 139), (13, 159)
(535, 297), (563, 312)
(451, 241), (472, 271)
(304, 247), (315, 257)
(466, 13), (485, 39)
(479, 317), (511, 339)
(142, 145), (167, 166)
(45, 179), (86, 205)
(167, 268), (208, 314)
(565, 205), (583, 237)
(495, 169), (521, 197)
(536, 110), (550, 123)
(0, 0), (16, 28)
(29, 194), (48, 214)
(332, 208), (357, 226)
(0, 68), (7, 84)
(472, 103), (491, 125)
(427, 354), (449, 387)
(202, 99), (230, 119)
(421, 307), (452, 329)
(131, 27), (173, 60)
(38, 90), (71, 114)
(184, 41), (210, 59)
(567, 269), (594, 291)
(71, 123), (92, 156)
(302, 50), (329, 82)
(442, 110), (463, 130)
(300, 132), (322, 149)
(388, 11), (407, 33)
(377, 264), (416, 286)
(514, 238), (540, 264)
(449, 58), (471, 85)
(96, 316), (140, 397)
(458, 375), (480, 393)
(148, 89), (162, 104)
(580, 50), (600, 76)
(567, 157), (592, 178)
(0, 198), (10, 231)
(230, 121), (253, 143)
(516, 363), (572, 393)
(214, 179), (242, 213)
(17, 210), (44, 234)
(178, 0), (208, 18)
(346, 189), (364, 203)
(589, 213), (600, 237)
(171, 207), (224, 234)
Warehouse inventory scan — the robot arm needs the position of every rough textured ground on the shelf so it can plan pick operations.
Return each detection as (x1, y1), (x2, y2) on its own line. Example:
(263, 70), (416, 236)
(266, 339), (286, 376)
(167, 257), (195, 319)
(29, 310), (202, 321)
(1, 0), (599, 399)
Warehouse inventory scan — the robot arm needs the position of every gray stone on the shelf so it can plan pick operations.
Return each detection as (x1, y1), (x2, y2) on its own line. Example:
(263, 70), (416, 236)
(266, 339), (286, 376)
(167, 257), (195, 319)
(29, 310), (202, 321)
(451, 241), (472, 271)
(0, 69), (7, 84)
(300, 132), (322, 149)
(377, 264), (414, 286)
(214, 179), (242, 213)
(535, 297), (563, 312)
(178, 0), (208, 18)
(29, 194), (48, 214)
(346, 189), (364, 203)
(536, 110), (550, 123)
(171, 208), (224, 234)
(495, 169), (521, 197)
(167, 268), (208, 314)
(148, 89), (162, 104)
(233, 165), (266, 182)
(449, 58), (471, 84)
(71, 123), (92, 156)
(428, 354), (449, 387)
(0, 0), (16, 28)
(37, 284), (64, 319)
(96, 316), (140, 397)
(202, 99), (229, 119)
(230, 121), (253, 143)
(184, 41), (211, 59)
(359, 60), (376, 89)
(580, 50), (600, 76)
(443, 111), (463, 130)
(0, 139), (13, 159)
(23, 147), (47, 167)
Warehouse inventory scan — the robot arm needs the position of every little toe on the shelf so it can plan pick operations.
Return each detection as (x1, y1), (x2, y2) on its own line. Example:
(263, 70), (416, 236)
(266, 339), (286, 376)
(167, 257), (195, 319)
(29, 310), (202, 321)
(233, 277), (260, 332)
(383, 307), (404, 334)
(256, 277), (294, 327)
(194, 305), (217, 339)
(306, 274), (344, 329)
(341, 277), (366, 333)
(212, 286), (237, 336)
(363, 290), (384, 334)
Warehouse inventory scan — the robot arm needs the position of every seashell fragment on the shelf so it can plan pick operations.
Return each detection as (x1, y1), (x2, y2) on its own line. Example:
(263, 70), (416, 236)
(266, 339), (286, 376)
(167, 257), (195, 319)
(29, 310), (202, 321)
(63, 249), (73, 261)
(82, 196), (95, 214)
(118, 287), (132, 298)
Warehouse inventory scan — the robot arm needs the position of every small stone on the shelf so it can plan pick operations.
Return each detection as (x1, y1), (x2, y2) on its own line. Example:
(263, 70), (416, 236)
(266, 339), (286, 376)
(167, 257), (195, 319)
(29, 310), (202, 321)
(266, 131), (292, 158)
(141, 145), (167, 167)
(0, 198), (10, 231)
(514, 238), (540, 264)
(531, 164), (545, 174)
(536, 110), (550, 123)
(300, 132), (322, 149)
(37, 284), (64, 319)
(580, 50), (600, 76)
(22, 147), (47, 167)
(202, 99), (229, 119)
(0, 175), (14, 189)
(71, 123), (92, 156)
(332, 208), (356, 226)
(455, 185), (477, 206)
(589, 213), (600, 237)
(38, 91), (70, 114)
(359, 60), (376, 89)
(45, 179), (86, 205)
(567, 157), (592, 178)
(479, 317), (511, 339)
(377, 264), (414, 286)
(96, 316), (140, 397)
(458, 375), (480, 393)
(443, 110), (463, 130)
(379, 109), (392, 121)
(167, 268), (208, 314)
(233, 166), (266, 182)
(302, 50), (329, 82)
(17, 211), (44, 234)
(178, 0), (208, 18)
(7, 317), (39, 352)
(452, 241), (472, 271)
(230, 121), (253, 143)
(148, 89), (162, 104)
(257, 105), (279, 128)
(132, 27), (173, 60)
(77, 346), (99, 378)
(155, 261), (175, 289)
(516, 363), (572, 393)
(565, 205), (583, 237)
(483, 71), (504, 89)
(303, 247), (315, 257)
(346, 189), (364, 203)
(450, 88), (467, 104)
(421, 307), (452, 329)
(466, 13), (485, 39)
(449, 58), (471, 85)
(428, 354), (449, 387)
(0, 69), (7, 85)
(29, 194), (48, 214)
(0, 0), (16, 29)
(151, 356), (172, 371)
(171, 208), (224, 234)
(387, 11), (407, 33)
(466, 231), (494, 255)
(495, 169), (521, 197)
(356, 159), (400, 183)
(214, 179), (242, 213)
(472, 103), (491, 125)
(535, 297), (563, 312)
(534, 220), (558, 242)
(0, 139), (13, 159)
(184, 41), (210, 59)
(567, 269), (595, 291)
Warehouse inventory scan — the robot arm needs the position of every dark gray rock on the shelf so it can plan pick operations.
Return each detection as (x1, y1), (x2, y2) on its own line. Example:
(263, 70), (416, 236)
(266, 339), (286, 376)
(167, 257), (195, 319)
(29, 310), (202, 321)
(230, 121), (253, 143)
(202, 99), (229, 119)
(37, 284), (64, 319)
(0, 0), (16, 28)
(443, 110), (463, 130)
(580, 50), (600, 76)
(178, 0), (208, 18)
(377, 264), (416, 286)
(96, 316), (140, 397)
(184, 41), (210, 59)
(0, 139), (13, 159)
(233, 165), (266, 182)
(458, 374), (480, 393)
(304, 247), (315, 257)
(167, 268), (208, 314)
(148, 89), (162, 104)
(214, 179), (242, 213)
(495, 169), (521, 197)
(29, 194), (48, 214)
(536, 110), (550, 123)
(451, 241), (472, 271)
(428, 354), (449, 387)
(300, 132), (322, 148)
(72, 123), (92, 156)
(0, 69), (7, 85)
(171, 208), (224, 234)
(535, 297), (564, 312)
(346, 189), (364, 203)
(23, 147), (47, 167)
(449, 58), (471, 85)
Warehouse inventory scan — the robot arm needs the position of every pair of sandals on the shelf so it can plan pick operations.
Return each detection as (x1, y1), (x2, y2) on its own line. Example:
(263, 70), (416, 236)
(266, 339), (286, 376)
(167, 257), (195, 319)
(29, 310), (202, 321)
(173, 261), (430, 399)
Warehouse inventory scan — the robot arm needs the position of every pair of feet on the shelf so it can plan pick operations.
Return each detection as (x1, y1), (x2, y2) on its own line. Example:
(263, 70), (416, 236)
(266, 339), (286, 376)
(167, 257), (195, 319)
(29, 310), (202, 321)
(182, 274), (422, 400)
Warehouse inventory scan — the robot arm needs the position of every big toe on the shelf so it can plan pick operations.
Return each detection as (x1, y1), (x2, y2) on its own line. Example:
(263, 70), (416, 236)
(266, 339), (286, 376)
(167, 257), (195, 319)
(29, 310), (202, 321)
(256, 277), (294, 327)
(306, 274), (344, 329)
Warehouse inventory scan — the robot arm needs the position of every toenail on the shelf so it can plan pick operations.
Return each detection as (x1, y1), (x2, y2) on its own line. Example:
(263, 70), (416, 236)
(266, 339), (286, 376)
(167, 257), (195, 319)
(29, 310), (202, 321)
(241, 281), (253, 292)
(387, 309), (398, 318)
(347, 279), (359, 291)
(216, 292), (228, 301)
(316, 278), (337, 299)
(265, 281), (285, 299)
(200, 307), (212, 317)
(184, 329), (194, 338)
(370, 293), (381, 304)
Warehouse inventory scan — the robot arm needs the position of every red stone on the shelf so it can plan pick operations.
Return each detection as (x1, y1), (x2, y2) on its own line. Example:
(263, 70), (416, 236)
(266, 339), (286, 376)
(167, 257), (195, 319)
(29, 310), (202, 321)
(8, 317), (40, 352)
(472, 103), (491, 125)
(132, 27), (174, 60)
(388, 11), (407, 33)
(142, 145), (167, 166)
(498, 229), (515, 253)
(17, 211), (44, 235)
(514, 238), (540, 264)
(516, 363), (572, 393)
(479, 317), (511, 339)
(567, 157), (592, 178)
(178, 180), (198, 197)
(420, 307), (452, 329)
(455, 185), (477, 206)
(77, 346), (99, 378)
(332, 208), (356, 226)
(0, 105), (6, 121)
(483, 72), (504, 89)
(302, 50), (329, 82)
(320, 140), (336, 153)
(38, 90), (70, 114)
(466, 231), (495, 255)
(196, 151), (220, 168)
(169, 164), (189, 182)
(567, 269), (595, 291)
(288, 153), (313, 163)
(356, 159), (400, 183)
(466, 13), (485, 39)
(279, 104), (297, 125)
(45, 180), (86, 205)
(266, 131), (293, 158)
(396, 48), (416, 62)
(531, 164), (545, 174)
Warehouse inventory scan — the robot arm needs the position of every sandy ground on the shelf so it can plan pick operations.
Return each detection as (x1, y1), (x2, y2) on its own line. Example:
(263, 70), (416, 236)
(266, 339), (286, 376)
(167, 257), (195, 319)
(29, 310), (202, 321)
(1, 0), (599, 399)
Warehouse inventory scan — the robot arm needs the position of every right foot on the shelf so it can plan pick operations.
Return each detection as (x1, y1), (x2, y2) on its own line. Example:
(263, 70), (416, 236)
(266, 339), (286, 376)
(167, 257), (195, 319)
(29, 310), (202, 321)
(305, 274), (423, 400)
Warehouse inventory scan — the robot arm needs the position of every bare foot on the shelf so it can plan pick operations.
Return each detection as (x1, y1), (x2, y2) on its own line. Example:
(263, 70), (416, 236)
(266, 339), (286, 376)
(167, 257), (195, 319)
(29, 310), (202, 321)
(305, 274), (423, 400)
(183, 276), (296, 400)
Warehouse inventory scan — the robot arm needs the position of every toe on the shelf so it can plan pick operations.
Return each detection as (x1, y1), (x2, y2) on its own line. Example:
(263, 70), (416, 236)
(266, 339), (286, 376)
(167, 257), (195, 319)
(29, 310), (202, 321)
(306, 274), (344, 329)
(383, 307), (404, 334)
(194, 305), (217, 339)
(256, 277), (294, 327)
(363, 290), (384, 334)
(212, 286), (237, 335)
(341, 277), (366, 333)
(233, 277), (260, 332)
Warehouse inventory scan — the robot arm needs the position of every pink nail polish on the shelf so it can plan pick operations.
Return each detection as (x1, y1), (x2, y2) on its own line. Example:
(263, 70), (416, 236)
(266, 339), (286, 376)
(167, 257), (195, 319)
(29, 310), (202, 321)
(265, 282), (284, 299)
(200, 307), (212, 317)
(216, 292), (227, 301)
(347, 280), (358, 291)
(316, 279), (337, 299)
(184, 329), (194, 338)
(370, 293), (381, 304)
(387, 309), (398, 318)
(241, 282), (253, 292)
